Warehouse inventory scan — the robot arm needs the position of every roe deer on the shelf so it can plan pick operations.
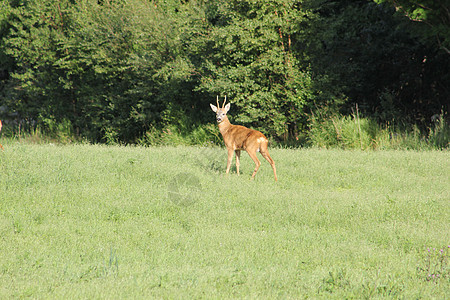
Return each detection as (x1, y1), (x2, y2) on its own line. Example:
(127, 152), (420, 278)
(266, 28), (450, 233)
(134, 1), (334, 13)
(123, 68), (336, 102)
(210, 96), (277, 181)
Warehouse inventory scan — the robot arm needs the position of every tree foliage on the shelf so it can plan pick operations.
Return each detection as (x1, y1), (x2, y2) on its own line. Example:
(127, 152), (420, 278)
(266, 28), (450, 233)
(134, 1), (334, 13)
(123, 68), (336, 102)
(196, 0), (314, 139)
(375, 0), (450, 54)
(0, 0), (448, 143)
(306, 0), (450, 125)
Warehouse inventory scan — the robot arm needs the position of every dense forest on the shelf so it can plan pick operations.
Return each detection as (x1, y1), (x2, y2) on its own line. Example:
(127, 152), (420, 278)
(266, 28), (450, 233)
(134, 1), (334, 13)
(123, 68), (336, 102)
(0, 0), (449, 145)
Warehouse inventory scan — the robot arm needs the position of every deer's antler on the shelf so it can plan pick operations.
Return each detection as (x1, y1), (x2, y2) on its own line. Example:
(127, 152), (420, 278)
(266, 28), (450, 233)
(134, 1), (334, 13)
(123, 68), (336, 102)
(222, 95), (227, 108)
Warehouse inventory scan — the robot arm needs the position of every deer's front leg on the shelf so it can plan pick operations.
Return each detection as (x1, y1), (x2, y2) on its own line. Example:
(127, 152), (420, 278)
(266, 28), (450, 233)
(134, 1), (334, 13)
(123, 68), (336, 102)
(226, 148), (234, 174)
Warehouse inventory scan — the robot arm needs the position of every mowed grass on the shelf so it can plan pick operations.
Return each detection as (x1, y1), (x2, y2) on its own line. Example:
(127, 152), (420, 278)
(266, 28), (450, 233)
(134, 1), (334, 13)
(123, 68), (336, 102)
(0, 142), (448, 298)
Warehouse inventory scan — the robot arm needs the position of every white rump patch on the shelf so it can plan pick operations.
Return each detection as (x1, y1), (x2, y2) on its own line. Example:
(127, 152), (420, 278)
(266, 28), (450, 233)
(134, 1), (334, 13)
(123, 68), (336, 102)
(256, 137), (267, 152)
(257, 137), (267, 143)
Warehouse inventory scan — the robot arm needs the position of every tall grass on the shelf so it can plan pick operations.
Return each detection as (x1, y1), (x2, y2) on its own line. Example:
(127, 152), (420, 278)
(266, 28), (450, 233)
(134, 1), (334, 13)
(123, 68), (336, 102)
(1, 111), (448, 149)
(138, 123), (222, 146)
(0, 142), (448, 298)
(308, 110), (449, 150)
(0, 119), (78, 145)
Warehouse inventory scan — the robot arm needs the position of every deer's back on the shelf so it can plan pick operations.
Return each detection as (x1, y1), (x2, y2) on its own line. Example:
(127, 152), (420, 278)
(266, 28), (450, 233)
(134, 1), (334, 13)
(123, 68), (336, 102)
(225, 125), (267, 150)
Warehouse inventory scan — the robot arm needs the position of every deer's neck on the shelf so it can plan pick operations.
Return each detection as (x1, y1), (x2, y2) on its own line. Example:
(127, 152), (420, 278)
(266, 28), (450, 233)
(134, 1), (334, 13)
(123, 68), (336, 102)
(218, 116), (233, 137)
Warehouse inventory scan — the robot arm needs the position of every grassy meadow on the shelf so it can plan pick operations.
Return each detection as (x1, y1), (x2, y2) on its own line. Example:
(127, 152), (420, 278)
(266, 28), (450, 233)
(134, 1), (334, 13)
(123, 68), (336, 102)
(0, 141), (448, 298)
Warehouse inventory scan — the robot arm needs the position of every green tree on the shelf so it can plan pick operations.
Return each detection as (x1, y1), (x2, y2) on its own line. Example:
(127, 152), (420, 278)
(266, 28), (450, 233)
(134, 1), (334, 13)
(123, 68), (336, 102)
(305, 0), (449, 125)
(196, 0), (315, 140)
(0, 1), (15, 105)
(1, 0), (203, 142)
(375, 0), (450, 54)
(1, 0), (447, 144)
(56, 0), (200, 142)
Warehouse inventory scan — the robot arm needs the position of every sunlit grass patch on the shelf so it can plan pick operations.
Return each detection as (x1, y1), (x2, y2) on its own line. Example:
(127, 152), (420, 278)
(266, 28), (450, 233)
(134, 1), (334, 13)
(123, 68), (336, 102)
(0, 143), (448, 298)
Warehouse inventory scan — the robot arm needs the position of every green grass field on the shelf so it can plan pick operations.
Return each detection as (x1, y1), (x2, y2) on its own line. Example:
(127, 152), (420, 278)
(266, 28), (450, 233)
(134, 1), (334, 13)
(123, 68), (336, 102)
(0, 142), (448, 298)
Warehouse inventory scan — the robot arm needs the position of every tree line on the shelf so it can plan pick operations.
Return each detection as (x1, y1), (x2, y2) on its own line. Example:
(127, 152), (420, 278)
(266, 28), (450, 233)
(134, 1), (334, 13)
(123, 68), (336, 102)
(0, 0), (448, 144)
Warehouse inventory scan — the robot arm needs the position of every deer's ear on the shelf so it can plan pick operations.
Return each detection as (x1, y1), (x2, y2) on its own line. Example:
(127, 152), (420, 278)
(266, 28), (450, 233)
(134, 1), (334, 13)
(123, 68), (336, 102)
(224, 103), (231, 113)
(210, 103), (218, 113)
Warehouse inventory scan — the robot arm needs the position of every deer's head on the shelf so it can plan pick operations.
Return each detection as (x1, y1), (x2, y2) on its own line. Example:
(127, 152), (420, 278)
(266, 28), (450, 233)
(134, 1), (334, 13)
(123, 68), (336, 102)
(210, 96), (230, 123)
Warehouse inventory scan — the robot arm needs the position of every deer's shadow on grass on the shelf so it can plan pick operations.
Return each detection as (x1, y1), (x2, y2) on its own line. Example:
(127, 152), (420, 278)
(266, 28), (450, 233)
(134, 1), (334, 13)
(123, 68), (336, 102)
(191, 147), (225, 174)
(192, 146), (255, 176)
(201, 159), (224, 173)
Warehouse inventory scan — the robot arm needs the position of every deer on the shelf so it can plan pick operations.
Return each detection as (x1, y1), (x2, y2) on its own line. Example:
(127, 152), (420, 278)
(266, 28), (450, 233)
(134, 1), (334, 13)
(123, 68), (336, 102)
(0, 120), (3, 150)
(210, 96), (278, 181)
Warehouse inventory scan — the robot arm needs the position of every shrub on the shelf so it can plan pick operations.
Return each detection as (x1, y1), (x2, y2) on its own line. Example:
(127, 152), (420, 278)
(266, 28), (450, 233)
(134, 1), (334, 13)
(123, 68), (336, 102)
(308, 109), (377, 150)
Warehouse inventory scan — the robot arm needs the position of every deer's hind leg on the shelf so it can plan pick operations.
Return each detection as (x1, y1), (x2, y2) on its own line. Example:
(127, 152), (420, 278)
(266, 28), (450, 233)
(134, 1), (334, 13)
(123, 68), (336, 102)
(246, 150), (262, 179)
(260, 150), (277, 181)
(259, 139), (278, 181)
